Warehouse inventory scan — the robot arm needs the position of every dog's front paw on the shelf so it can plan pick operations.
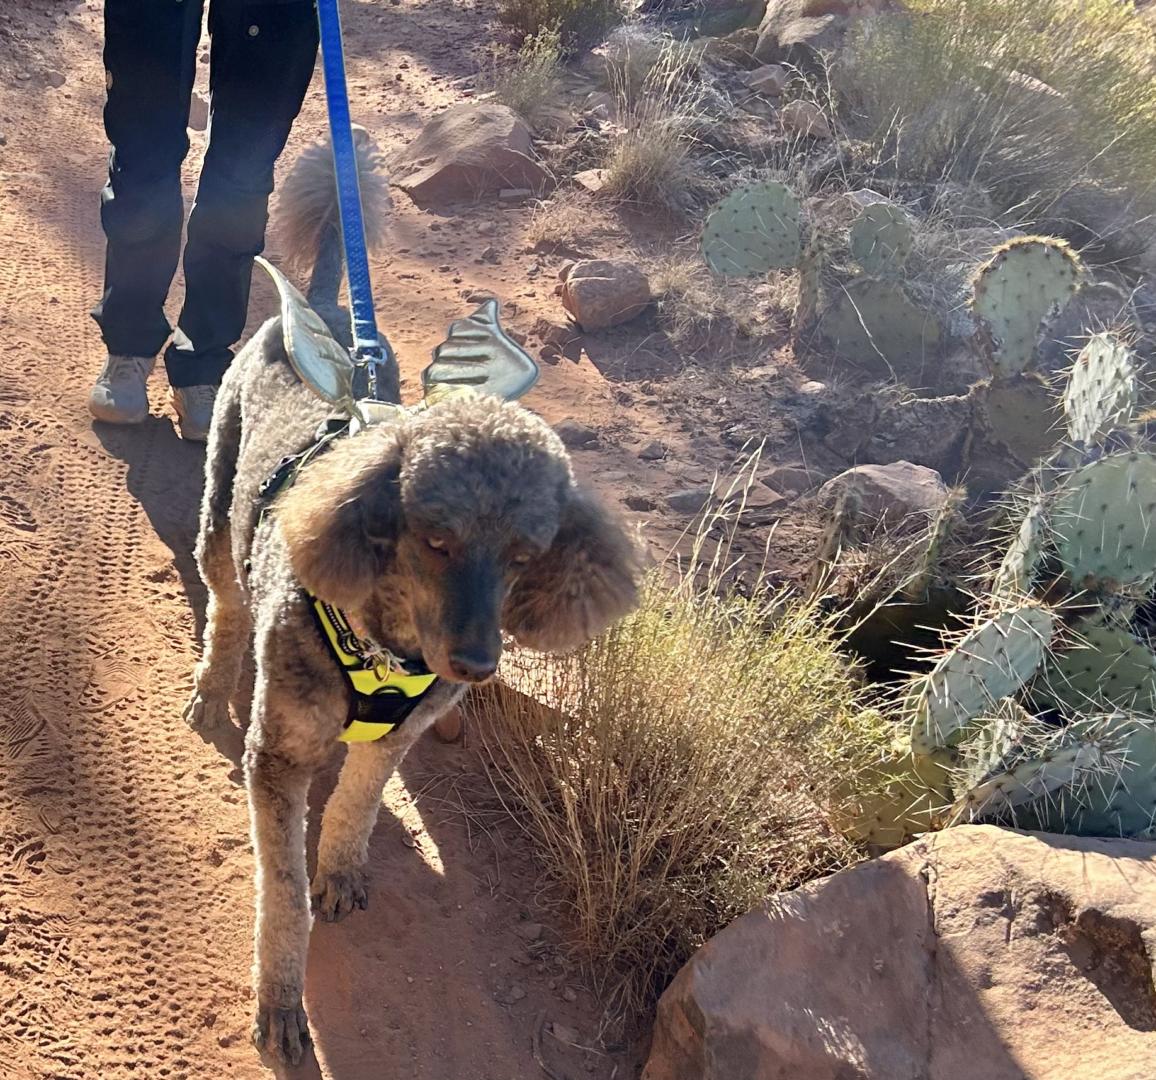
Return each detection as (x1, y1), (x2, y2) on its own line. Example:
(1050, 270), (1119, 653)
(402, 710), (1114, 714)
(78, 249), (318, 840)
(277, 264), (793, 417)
(310, 868), (368, 922)
(183, 688), (229, 731)
(253, 999), (311, 1064)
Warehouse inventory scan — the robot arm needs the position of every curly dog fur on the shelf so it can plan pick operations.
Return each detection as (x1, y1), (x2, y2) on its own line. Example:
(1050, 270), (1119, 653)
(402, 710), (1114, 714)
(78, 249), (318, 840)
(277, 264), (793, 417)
(183, 138), (643, 1064)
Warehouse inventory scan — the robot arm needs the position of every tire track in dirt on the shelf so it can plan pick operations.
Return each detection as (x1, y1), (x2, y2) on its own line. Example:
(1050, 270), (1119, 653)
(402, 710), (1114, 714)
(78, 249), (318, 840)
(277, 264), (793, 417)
(0, 3), (621, 1078)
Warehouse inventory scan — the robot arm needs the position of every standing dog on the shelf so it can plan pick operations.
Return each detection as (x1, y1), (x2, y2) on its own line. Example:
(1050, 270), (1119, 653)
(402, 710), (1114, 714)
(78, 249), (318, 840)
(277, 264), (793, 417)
(184, 137), (642, 1063)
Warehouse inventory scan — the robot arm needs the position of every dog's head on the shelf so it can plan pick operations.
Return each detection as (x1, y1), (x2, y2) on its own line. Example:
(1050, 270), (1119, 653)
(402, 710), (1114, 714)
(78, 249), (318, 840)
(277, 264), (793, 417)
(277, 393), (644, 683)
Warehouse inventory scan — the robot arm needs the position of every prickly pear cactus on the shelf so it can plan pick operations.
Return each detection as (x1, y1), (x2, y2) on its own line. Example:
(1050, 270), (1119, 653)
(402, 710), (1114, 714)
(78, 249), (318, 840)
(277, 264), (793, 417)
(993, 494), (1048, 599)
(701, 180), (803, 277)
(1041, 620), (1156, 714)
(837, 733), (952, 849)
(849, 203), (913, 277)
(1027, 713), (1156, 839)
(909, 605), (1055, 756)
(954, 740), (1106, 820)
(1051, 451), (1156, 590)
(978, 374), (1060, 467)
(1063, 332), (1137, 446)
(971, 237), (1081, 379)
(820, 279), (942, 380)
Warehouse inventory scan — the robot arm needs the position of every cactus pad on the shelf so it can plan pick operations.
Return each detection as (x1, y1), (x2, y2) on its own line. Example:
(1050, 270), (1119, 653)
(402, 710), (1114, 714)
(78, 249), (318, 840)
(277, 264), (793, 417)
(702, 180), (803, 277)
(1042, 621), (1156, 714)
(956, 741), (1106, 819)
(979, 375), (1059, 467)
(993, 496), (1048, 598)
(971, 237), (1081, 378)
(1063, 332), (1137, 446)
(1051, 451), (1156, 589)
(838, 736), (951, 850)
(821, 279), (942, 380)
(849, 203), (914, 276)
(1028, 714), (1156, 838)
(910, 605), (1054, 756)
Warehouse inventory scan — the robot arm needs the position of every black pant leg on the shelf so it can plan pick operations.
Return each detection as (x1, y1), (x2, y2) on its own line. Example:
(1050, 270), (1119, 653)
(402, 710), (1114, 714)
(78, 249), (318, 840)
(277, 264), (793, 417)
(164, 0), (318, 389)
(91, 0), (205, 358)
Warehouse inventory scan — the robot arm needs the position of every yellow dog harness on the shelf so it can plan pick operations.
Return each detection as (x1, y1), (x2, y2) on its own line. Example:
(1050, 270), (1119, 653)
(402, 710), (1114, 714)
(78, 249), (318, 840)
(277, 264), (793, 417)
(257, 418), (441, 743)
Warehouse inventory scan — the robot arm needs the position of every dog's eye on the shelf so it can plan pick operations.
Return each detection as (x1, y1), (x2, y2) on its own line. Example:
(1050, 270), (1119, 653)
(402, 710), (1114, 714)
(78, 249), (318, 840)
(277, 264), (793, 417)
(512, 552), (533, 566)
(426, 537), (448, 553)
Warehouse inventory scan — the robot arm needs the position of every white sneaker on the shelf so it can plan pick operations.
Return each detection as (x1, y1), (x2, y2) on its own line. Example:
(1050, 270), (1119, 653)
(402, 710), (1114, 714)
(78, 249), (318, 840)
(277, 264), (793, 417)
(89, 354), (155, 424)
(172, 384), (218, 443)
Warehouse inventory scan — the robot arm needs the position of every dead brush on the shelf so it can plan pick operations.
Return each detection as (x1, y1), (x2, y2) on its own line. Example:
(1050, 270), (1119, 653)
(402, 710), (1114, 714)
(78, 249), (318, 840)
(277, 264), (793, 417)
(648, 251), (768, 345)
(478, 26), (563, 128)
(599, 35), (718, 213)
(471, 460), (876, 1028)
(836, 0), (1156, 221)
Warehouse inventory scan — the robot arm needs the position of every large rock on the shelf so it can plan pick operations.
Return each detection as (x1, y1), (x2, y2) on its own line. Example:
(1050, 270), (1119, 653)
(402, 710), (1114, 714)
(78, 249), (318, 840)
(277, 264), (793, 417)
(644, 826), (1156, 1080)
(559, 259), (651, 330)
(389, 103), (548, 205)
(818, 460), (948, 522)
(754, 0), (893, 65)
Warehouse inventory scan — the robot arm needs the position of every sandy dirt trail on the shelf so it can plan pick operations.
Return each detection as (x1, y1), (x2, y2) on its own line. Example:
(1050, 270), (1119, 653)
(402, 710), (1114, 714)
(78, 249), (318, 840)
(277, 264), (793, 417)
(0, 2), (622, 1077)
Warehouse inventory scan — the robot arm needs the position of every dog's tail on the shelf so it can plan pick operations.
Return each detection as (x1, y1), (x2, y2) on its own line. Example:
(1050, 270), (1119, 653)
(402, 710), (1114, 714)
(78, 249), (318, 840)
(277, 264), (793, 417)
(276, 125), (391, 341)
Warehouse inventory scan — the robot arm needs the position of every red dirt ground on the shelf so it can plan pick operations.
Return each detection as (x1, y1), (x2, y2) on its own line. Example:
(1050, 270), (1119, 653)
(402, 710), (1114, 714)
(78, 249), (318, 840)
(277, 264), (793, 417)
(0, 1), (819, 1076)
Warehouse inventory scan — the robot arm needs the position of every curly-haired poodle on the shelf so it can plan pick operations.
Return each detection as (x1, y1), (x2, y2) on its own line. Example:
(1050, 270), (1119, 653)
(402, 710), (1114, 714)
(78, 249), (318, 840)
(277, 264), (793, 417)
(183, 135), (643, 1063)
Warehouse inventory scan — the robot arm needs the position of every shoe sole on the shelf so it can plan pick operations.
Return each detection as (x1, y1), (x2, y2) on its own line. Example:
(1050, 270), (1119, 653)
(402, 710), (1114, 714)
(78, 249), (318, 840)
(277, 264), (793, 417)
(89, 401), (148, 425)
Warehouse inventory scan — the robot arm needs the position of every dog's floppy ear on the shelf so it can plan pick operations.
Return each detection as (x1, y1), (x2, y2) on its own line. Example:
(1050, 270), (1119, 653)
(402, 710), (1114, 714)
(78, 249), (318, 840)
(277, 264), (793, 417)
(504, 484), (644, 653)
(276, 427), (404, 609)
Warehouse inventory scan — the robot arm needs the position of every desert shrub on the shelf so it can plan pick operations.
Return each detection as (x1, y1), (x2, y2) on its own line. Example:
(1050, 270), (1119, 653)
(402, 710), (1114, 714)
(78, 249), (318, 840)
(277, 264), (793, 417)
(472, 491), (877, 1026)
(838, 0), (1156, 217)
(497, 0), (623, 50)
(599, 34), (717, 212)
(480, 26), (563, 125)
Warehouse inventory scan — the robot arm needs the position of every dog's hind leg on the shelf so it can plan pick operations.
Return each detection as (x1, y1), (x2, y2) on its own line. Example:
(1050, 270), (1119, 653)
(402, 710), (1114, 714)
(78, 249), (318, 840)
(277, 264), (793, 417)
(311, 720), (429, 922)
(185, 378), (251, 731)
(247, 740), (314, 1064)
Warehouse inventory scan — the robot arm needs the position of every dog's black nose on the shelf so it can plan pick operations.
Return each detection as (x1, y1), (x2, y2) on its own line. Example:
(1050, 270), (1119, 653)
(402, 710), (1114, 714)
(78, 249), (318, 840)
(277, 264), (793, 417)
(449, 650), (498, 683)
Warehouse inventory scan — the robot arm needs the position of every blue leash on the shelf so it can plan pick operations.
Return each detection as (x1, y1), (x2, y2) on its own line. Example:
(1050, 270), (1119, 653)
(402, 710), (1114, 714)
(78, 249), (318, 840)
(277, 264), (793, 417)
(315, 0), (396, 402)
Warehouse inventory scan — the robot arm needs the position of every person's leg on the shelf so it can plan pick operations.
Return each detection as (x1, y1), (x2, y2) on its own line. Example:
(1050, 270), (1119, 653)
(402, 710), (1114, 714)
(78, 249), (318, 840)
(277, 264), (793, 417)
(166, 0), (318, 439)
(90, 0), (204, 424)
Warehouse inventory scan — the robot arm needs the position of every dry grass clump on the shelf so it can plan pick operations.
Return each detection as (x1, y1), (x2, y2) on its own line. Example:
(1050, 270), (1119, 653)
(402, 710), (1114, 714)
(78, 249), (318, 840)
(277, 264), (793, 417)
(838, 0), (1156, 219)
(648, 251), (769, 344)
(524, 189), (622, 254)
(479, 26), (563, 126)
(599, 35), (718, 213)
(473, 495), (876, 1026)
(497, 0), (623, 49)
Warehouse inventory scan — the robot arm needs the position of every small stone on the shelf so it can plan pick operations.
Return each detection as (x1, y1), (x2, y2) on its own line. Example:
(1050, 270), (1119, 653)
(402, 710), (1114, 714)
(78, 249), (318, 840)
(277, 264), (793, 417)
(551, 1023), (580, 1043)
(744, 64), (789, 97)
(437, 263), (452, 273)
(780, 99), (833, 140)
(667, 488), (714, 515)
(798, 380), (827, 395)
(638, 439), (666, 461)
(761, 465), (819, 496)
(532, 317), (573, 347)
(480, 245), (498, 262)
(514, 922), (544, 942)
(574, 168), (607, 193)
(497, 983), (527, 1005)
(465, 289), (498, 304)
(45, 70), (66, 89)
(562, 987), (578, 1003)
(0, 133), (7, 146)
(559, 258), (651, 331)
(476, 220), (496, 236)
(188, 89), (209, 132)
(625, 494), (657, 512)
(554, 419), (599, 449)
